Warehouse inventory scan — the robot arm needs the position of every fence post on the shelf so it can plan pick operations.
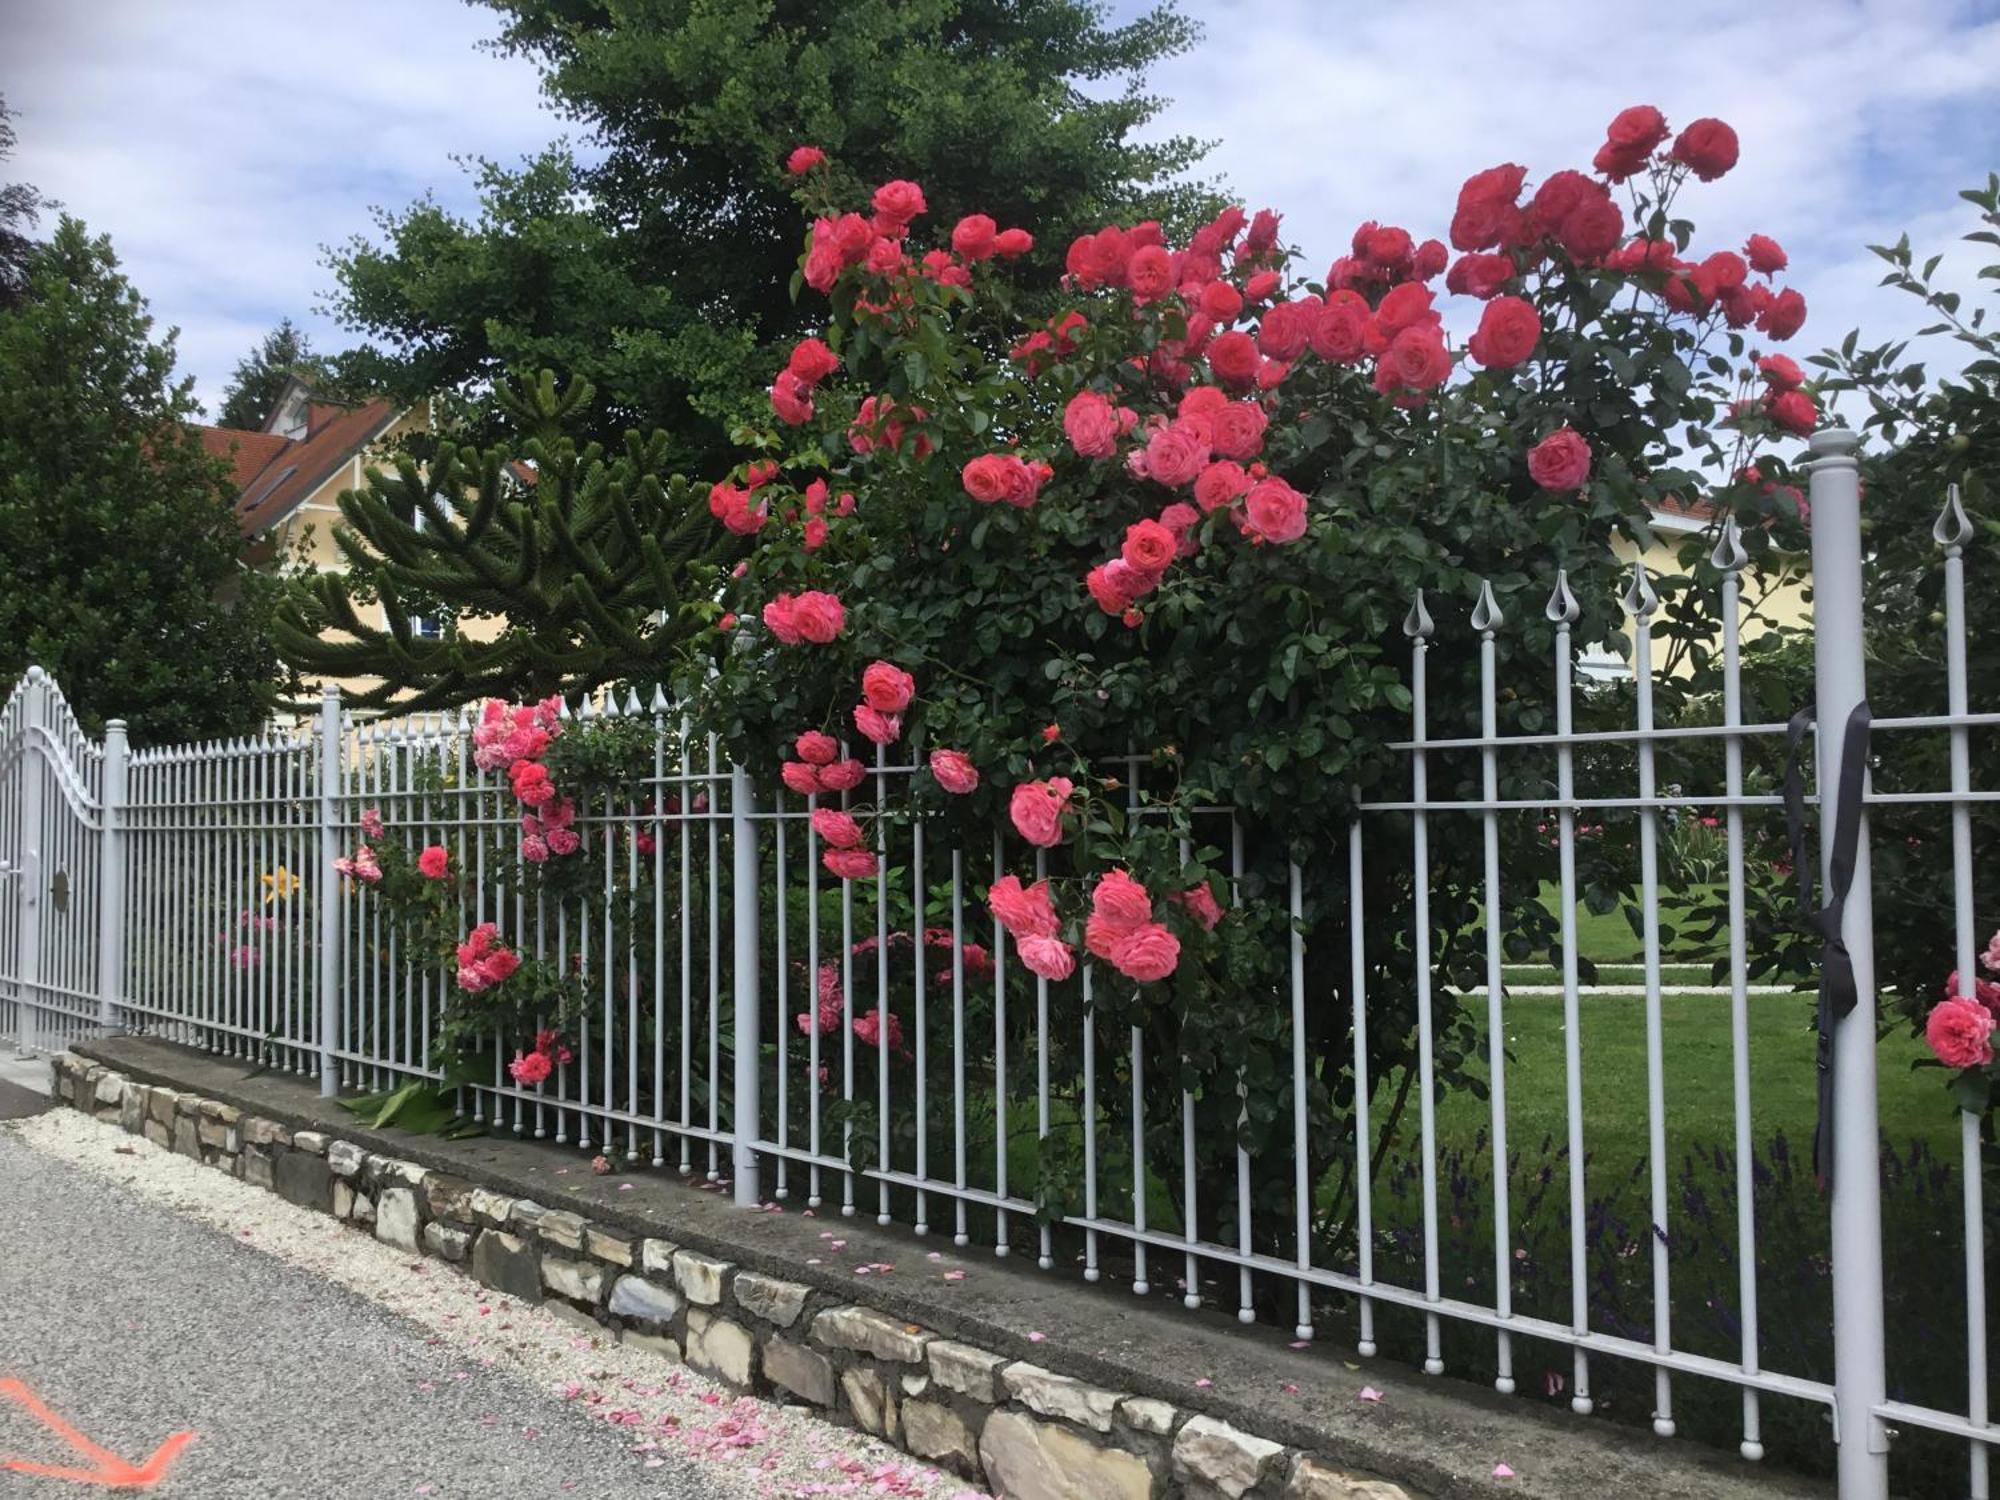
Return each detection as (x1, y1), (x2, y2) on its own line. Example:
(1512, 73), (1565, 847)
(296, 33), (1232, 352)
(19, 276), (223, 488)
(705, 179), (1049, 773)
(1808, 425), (1890, 1498)
(14, 668), (48, 1057)
(95, 718), (129, 1032)
(316, 684), (342, 1098)
(730, 764), (762, 1207)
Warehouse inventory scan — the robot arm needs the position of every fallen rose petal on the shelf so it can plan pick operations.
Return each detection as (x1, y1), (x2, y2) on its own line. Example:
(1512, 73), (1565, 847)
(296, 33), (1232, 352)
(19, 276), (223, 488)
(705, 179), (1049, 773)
(1359, 1386), (1384, 1402)
(1494, 1464), (1516, 1479)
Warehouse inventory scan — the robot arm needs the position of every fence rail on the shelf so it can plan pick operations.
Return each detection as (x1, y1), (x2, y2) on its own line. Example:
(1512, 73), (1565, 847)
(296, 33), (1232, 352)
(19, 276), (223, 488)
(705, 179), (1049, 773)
(2, 427), (1992, 1500)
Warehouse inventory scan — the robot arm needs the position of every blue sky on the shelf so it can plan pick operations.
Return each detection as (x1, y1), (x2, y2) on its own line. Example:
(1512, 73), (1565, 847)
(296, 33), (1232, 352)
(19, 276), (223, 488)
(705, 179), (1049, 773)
(6, 0), (1998, 420)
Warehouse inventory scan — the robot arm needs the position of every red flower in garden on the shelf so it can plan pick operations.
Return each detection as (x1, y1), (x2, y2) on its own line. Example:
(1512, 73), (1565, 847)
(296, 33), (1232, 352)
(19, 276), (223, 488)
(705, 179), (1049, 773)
(1121, 519), (1179, 575)
(1758, 354), (1805, 390)
(1671, 119), (1739, 181)
(787, 337), (840, 387)
(1110, 922), (1180, 983)
(1527, 428), (1593, 492)
(1241, 478), (1308, 543)
(795, 730), (838, 766)
(819, 759), (867, 792)
(1926, 996), (1995, 1069)
(1450, 164), (1527, 251)
(1767, 389), (1818, 436)
(1757, 287), (1807, 341)
(416, 845), (450, 880)
(994, 227), (1034, 257)
(928, 749), (979, 795)
(811, 808), (865, 849)
(852, 704), (902, 745)
(952, 214), (999, 262)
(1016, 936), (1076, 981)
(1207, 330), (1261, 388)
(872, 179), (928, 225)
(1009, 778), (1074, 848)
(786, 145), (825, 176)
(861, 661), (915, 713)
(823, 847), (880, 881)
(790, 591), (845, 643)
(1467, 296), (1541, 370)
(1744, 234), (1788, 275)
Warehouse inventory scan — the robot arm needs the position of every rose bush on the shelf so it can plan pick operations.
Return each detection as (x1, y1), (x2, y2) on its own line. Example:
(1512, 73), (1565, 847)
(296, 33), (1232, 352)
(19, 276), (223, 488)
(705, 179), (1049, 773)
(677, 107), (1810, 1279)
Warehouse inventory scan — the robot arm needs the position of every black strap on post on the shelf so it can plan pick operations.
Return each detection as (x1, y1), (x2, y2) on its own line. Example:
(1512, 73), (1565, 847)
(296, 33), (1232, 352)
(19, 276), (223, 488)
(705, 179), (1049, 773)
(1781, 701), (1874, 1191)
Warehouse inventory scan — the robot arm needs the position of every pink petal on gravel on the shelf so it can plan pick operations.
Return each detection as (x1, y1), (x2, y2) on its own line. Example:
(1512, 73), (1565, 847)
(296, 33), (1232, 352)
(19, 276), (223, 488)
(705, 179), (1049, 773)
(1194, 1378), (1213, 1389)
(1288, 1340), (1310, 1350)
(1493, 1464), (1516, 1479)
(1027, 1332), (1046, 1343)
(1358, 1386), (1384, 1403)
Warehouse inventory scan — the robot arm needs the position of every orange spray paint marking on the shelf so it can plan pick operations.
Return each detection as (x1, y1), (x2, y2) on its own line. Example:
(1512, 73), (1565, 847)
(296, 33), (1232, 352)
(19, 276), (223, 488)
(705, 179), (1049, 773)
(0, 1378), (195, 1489)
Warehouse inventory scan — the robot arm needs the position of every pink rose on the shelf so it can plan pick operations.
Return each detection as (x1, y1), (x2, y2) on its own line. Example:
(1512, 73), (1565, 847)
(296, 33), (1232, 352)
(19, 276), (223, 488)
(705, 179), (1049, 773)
(1091, 869), (1153, 931)
(1064, 391), (1121, 459)
(995, 228), (1033, 257)
(481, 947), (521, 983)
(952, 214), (999, 262)
(1767, 390), (1817, 436)
(929, 749), (980, 795)
(1121, 519), (1178, 576)
(1128, 244), (1173, 301)
(786, 145), (826, 176)
(861, 661), (916, 713)
(787, 337), (839, 386)
(1527, 427), (1593, 492)
(1172, 883), (1225, 930)
(811, 808), (865, 849)
(988, 875), (1059, 939)
(1008, 777), (1074, 848)
(416, 845), (450, 880)
(1207, 330), (1261, 387)
(1377, 324), (1451, 395)
(1446, 253), (1515, 301)
(1016, 935), (1077, 982)
(1144, 420), (1211, 488)
(1200, 281), (1243, 321)
(1467, 296), (1541, 370)
(520, 835), (549, 864)
(1242, 478), (1308, 543)
(1110, 922), (1181, 983)
(1744, 234), (1788, 275)
(1926, 996), (1995, 1070)
(360, 807), (385, 839)
(852, 1007), (905, 1050)
(1671, 118), (1739, 181)
(781, 761), (823, 797)
(1086, 563), (1137, 615)
(1208, 401), (1268, 461)
(871, 179), (927, 225)
(853, 704), (902, 745)
(509, 1050), (553, 1087)
(1757, 287), (1807, 341)
(762, 594), (802, 644)
(962, 453), (1018, 503)
(823, 847), (880, 881)
(796, 730), (839, 766)
(790, 590), (845, 643)
(818, 759), (867, 792)
(1194, 460), (1252, 513)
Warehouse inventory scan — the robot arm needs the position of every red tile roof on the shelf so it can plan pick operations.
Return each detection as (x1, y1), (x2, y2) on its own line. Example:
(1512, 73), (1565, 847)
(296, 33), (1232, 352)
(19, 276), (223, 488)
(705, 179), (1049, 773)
(190, 397), (399, 538)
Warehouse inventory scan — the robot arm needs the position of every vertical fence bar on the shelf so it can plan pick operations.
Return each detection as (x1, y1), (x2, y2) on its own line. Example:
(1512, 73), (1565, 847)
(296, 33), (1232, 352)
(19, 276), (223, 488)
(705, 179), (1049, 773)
(16, 672), (47, 1057)
(1714, 523), (1764, 1459)
(1809, 425), (1890, 1498)
(316, 684), (341, 1097)
(96, 718), (128, 1031)
(1935, 482), (1989, 1498)
(1404, 593), (1443, 1374)
(1472, 581), (1514, 1395)
(1348, 819), (1376, 1356)
(731, 764), (762, 1208)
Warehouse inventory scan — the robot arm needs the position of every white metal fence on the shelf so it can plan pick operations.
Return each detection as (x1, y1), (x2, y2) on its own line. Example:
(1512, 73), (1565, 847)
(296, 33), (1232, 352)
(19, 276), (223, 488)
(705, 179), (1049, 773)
(0, 427), (1990, 1499)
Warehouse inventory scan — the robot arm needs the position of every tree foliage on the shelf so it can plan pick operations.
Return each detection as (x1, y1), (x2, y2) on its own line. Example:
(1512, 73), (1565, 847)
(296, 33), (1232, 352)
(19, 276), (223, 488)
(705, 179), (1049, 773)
(214, 316), (329, 430)
(0, 95), (46, 313)
(0, 218), (288, 743)
(324, 0), (1213, 468)
(275, 370), (743, 712)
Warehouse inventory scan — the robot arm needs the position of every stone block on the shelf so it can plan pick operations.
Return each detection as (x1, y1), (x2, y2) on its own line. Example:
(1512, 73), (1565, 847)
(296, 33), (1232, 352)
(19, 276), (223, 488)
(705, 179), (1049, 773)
(292, 1130), (328, 1156)
(734, 1271), (809, 1327)
(326, 1140), (365, 1178)
(1171, 1416), (1284, 1500)
(764, 1336), (835, 1407)
(979, 1410), (1153, 1500)
(468, 1188), (514, 1227)
(240, 1114), (287, 1147)
(541, 1256), (606, 1305)
(537, 1209), (586, 1252)
(585, 1226), (636, 1267)
(423, 1223), (472, 1263)
(470, 1231), (541, 1303)
(375, 1157), (428, 1189)
(142, 1119), (171, 1151)
(375, 1186), (421, 1253)
(640, 1238), (678, 1276)
(1285, 1459), (1411, 1500)
(1119, 1397), (1177, 1436)
(119, 1087), (146, 1134)
(685, 1310), (754, 1387)
(94, 1072), (125, 1107)
(171, 1115), (201, 1160)
(197, 1115), (230, 1150)
(902, 1400), (979, 1475)
(348, 1190), (376, 1228)
(671, 1249), (728, 1306)
(810, 1306), (931, 1364)
(547, 1302), (603, 1334)
(607, 1275), (681, 1326)
(423, 1173), (475, 1225)
(1001, 1363), (1120, 1434)
(274, 1150), (333, 1213)
(332, 1182), (354, 1220)
(841, 1366), (897, 1440)
(147, 1088), (179, 1126)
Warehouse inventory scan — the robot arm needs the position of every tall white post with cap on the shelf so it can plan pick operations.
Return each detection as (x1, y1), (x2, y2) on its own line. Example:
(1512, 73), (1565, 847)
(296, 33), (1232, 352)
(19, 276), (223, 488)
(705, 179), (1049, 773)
(96, 717), (129, 1031)
(730, 765), (762, 1208)
(317, 684), (342, 1097)
(1808, 425), (1890, 1499)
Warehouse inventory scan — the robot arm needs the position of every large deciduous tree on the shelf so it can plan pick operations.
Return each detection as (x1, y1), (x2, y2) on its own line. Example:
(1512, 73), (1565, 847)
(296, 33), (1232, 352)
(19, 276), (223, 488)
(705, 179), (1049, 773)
(0, 95), (46, 312)
(0, 218), (288, 742)
(323, 0), (1213, 469)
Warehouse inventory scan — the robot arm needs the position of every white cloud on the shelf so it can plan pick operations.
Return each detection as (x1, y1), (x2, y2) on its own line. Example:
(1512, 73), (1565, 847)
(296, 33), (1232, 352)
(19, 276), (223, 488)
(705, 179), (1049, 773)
(4, 0), (561, 415)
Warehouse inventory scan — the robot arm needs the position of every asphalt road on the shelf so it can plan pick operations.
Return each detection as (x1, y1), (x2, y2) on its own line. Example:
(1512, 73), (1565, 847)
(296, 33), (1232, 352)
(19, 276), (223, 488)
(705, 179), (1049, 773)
(0, 1125), (746, 1500)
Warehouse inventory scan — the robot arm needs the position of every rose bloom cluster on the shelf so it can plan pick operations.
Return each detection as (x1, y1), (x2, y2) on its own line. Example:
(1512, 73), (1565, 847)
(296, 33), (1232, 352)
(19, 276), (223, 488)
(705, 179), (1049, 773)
(1926, 929), (2000, 1071)
(474, 696), (584, 864)
(508, 1026), (575, 1088)
(717, 114), (1809, 983)
(456, 921), (521, 995)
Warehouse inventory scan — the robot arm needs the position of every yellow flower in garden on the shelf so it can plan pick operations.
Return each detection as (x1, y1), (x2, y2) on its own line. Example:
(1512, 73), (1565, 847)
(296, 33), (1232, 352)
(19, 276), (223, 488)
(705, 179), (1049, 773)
(261, 866), (299, 904)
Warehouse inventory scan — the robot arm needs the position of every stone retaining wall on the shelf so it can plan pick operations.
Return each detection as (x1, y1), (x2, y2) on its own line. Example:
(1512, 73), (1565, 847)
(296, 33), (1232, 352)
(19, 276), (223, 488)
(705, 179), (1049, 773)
(50, 1053), (1411, 1500)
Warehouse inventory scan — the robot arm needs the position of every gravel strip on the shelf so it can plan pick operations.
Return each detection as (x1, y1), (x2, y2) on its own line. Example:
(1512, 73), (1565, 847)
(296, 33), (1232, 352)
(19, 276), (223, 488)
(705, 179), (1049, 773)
(6, 1108), (987, 1499)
